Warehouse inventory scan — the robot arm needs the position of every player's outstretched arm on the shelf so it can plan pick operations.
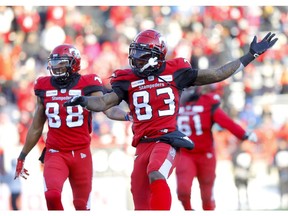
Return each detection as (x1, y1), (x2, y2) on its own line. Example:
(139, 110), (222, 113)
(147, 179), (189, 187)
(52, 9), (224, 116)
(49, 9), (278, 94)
(64, 91), (120, 112)
(90, 91), (130, 121)
(194, 32), (278, 85)
(15, 97), (46, 180)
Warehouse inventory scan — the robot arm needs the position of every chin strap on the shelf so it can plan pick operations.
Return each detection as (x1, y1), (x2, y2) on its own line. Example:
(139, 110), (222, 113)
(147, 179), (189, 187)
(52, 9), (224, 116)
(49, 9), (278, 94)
(140, 57), (158, 72)
(138, 57), (184, 91)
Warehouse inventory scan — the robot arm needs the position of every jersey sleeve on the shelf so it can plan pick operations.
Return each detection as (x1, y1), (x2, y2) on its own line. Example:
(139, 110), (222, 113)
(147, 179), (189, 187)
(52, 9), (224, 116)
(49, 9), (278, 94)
(207, 93), (221, 113)
(34, 76), (47, 103)
(82, 74), (104, 96)
(173, 57), (198, 89)
(213, 108), (246, 140)
(110, 69), (132, 102)
(34, 76), (45, 91)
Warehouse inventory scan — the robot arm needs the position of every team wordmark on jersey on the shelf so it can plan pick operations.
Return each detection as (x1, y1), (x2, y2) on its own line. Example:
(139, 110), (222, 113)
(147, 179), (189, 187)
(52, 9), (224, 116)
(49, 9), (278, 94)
(138, 82), (165, 90)
(51, 96), (71, 101)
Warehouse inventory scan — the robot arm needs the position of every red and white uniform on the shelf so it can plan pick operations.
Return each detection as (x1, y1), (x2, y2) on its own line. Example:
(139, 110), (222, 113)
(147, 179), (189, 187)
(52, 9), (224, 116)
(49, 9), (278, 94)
(176, 92), (246, 210)
(111, 58), (198, 209)
(35, 73), (103, 210)
(111, 58), (197, 147)
(35, 74), (103, 151)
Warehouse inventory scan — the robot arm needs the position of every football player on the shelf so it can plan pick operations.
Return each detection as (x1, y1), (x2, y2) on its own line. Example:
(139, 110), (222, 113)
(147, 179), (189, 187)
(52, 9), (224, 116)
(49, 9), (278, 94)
(64, 29), (277, 210)
(14, 44), (130, 210)
(175, 86), (257, 210)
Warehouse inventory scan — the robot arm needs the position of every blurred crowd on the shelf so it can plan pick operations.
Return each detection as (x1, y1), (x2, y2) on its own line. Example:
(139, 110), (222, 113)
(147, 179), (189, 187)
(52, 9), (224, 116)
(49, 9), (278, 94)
(1, 5), (288, 210)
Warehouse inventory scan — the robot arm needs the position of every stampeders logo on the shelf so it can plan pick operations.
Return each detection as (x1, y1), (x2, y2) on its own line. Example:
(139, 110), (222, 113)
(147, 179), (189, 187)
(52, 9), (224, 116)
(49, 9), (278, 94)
(69, 47), (81, 58)
(52, 96), (71, 101)
(139, 83), (165, 90)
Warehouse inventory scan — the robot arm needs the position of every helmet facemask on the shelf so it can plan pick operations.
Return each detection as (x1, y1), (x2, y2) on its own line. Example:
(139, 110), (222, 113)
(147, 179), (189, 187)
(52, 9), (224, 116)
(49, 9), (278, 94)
(129, 43), (163, 78)
(47, 56), (74, 85)
(47, 44), (81, 87)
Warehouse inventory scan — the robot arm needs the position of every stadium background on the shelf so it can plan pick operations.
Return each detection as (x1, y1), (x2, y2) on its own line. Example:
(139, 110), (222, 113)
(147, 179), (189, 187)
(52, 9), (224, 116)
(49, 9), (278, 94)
(0, 5), (288, 210)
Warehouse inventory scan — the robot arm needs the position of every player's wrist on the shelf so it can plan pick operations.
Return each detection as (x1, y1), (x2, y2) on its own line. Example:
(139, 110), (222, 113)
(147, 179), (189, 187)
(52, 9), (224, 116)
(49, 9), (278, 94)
(242, 132), (249, 140)
(18, 151), (27, 161)
(79, 96), (88, 107)
(239, 52), (255, 67)
(124, 112), (131, 121)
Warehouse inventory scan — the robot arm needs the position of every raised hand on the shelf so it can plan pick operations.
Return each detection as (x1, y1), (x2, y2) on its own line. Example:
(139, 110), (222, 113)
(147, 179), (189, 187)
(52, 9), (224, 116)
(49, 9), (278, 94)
(63, 95), (88, 107)
(14, 159), (29, 180)
(249, 32), (278, 57)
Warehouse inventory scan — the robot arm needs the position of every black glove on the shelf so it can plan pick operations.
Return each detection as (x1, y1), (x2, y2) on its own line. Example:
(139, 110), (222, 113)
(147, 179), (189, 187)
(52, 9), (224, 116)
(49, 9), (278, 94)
(63, 95), (88, 107)
(240, 32), (278, 66)
(249, 32), (278, 57)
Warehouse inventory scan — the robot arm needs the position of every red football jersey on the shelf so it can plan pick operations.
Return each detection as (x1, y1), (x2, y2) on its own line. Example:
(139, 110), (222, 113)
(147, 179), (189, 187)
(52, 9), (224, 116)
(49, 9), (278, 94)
(110, 57), (198, 147)
(178, 93), (246, 153)
(34, 74), (103, 151)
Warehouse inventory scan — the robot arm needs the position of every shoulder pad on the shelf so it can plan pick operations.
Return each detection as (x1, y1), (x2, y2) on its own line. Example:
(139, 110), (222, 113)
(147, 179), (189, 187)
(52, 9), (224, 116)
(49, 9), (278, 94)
(202, 93), (221, 105)
(110, 69), (135, 82)
(82, 74), (103, 86)
(34, 76), (50, 90)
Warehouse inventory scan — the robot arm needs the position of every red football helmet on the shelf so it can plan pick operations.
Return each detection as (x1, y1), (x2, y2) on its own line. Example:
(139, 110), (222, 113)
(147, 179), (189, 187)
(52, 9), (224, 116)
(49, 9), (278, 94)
(47, 44), (81, 84)
(129, 29), (168, 77)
